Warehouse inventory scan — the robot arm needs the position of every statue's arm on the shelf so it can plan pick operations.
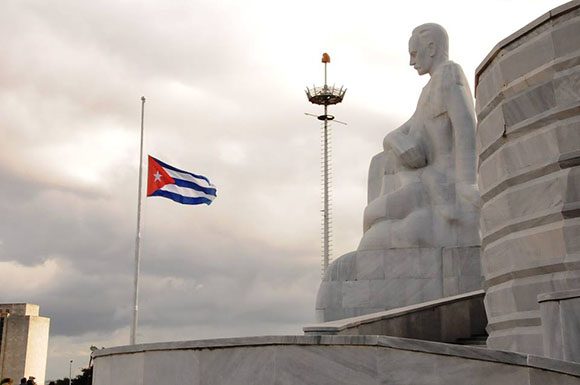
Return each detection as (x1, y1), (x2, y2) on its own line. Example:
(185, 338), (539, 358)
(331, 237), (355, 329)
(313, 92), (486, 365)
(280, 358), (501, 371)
(383, 119), (411, 150)
(447, 83), (477, 185)
(447, 79), (481, 210)
(383, 117), (426, 168)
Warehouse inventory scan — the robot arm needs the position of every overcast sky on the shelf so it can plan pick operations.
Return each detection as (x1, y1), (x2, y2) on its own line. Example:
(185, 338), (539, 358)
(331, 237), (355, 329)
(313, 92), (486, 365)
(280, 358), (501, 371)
(0, 0), (567, 380)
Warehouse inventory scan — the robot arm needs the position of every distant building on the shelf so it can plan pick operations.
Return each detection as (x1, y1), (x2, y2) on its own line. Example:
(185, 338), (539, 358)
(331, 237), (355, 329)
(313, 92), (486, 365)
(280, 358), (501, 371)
(0, 304), (50, 385)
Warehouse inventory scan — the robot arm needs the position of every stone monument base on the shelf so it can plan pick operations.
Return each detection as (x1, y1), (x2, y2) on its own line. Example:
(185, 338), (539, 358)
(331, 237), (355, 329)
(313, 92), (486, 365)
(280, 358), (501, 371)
(316, 246), (482, 322)
(92, 335), (580, 385)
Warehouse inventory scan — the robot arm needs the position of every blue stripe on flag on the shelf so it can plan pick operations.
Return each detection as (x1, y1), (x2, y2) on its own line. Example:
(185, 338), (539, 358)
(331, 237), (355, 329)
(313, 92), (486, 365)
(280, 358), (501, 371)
(172, 178), (217, 196)
(150, 189), (214, 205)
(153, 156), (212, 186)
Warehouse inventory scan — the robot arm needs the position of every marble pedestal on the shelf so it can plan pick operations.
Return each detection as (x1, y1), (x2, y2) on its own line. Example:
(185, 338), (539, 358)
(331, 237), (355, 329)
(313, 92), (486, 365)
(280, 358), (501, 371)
(316, 246), (482, 322)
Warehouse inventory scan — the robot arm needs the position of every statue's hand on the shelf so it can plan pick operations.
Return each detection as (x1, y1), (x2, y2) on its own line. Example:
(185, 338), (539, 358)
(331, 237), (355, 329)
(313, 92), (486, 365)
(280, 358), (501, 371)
(438, 184), (480, 223)
(399, 146), (427, 168)
(384, 131), (426, 169)
(455, 183), (481, 210)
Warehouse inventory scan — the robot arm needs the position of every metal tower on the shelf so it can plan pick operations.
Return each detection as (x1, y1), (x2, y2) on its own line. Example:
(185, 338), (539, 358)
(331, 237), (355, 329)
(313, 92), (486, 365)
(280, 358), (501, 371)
(305, 53), (346, 276)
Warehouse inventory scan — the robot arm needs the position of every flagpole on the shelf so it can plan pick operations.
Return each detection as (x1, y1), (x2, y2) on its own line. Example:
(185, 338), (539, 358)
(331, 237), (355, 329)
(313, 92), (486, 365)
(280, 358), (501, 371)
(131, 96), (146, 345)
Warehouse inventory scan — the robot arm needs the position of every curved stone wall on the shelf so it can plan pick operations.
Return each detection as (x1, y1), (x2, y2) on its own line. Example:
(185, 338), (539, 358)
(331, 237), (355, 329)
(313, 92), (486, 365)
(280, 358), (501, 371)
(91, 335), (580, 385)
(475, 0), (580, 355)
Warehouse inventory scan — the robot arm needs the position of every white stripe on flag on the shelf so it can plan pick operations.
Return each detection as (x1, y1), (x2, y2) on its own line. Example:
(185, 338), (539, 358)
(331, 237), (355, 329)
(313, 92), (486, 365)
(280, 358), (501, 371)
(159, 183), (216, 200)
(165, 168), (214, 188)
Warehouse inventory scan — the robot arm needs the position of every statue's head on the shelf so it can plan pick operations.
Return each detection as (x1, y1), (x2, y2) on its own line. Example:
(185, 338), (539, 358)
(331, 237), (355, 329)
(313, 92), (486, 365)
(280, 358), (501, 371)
(409, 23), (449, 76)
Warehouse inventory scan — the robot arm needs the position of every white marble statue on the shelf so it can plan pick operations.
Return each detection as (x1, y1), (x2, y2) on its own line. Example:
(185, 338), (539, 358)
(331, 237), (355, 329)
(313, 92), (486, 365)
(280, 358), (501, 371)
(316, 24), (482, 321)
(359, 23), (480, 251)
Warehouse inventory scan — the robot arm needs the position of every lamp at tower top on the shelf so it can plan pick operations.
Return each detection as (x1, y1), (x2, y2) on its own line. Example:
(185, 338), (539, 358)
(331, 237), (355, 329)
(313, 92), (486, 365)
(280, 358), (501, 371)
(305, 52), (346, 107)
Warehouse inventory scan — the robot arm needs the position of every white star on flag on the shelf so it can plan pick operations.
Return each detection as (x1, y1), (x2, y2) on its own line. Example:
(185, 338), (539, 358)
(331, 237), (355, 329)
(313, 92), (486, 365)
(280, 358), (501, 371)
(153, 171), (162, 182)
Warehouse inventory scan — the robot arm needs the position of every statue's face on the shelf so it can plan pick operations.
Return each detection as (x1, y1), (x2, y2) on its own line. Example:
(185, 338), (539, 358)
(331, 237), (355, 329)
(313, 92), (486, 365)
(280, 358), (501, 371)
(408, 35), (433, 76)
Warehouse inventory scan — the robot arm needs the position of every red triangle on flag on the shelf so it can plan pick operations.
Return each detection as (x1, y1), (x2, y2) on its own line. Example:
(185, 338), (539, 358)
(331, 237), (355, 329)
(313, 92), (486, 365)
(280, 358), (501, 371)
(147, 156), (176, 196)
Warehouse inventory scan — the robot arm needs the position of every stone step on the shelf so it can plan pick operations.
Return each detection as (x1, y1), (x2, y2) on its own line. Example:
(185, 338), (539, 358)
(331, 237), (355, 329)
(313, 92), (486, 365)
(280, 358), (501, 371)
(455, 335), (488, 346)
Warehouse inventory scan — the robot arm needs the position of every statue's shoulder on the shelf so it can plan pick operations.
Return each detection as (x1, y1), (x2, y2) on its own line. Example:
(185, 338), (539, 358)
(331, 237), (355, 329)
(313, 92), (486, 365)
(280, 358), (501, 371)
(422, 61), (471, 115)
(369, 151), (386, 174)
(439, 61), (468, 87)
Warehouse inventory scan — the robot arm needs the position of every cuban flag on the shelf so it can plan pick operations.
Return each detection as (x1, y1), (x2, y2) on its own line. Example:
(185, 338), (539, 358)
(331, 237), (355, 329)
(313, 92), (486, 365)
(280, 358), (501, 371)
(147, 156), (217, 205)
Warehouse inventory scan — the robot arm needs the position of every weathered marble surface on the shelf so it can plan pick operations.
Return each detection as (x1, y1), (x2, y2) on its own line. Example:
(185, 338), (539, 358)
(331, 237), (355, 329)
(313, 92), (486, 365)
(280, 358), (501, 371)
(91, 335), (580, 385)
(539, 289), (580, 362)
(316, 246), (482, 321)
(475, 0), (580, 355)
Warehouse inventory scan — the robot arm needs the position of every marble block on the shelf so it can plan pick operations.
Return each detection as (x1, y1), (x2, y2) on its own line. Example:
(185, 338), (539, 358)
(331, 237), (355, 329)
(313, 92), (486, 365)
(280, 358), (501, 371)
(539, 289), (580, 363)
(475, 0), (580, 355)
(316, 246), (482, 322)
